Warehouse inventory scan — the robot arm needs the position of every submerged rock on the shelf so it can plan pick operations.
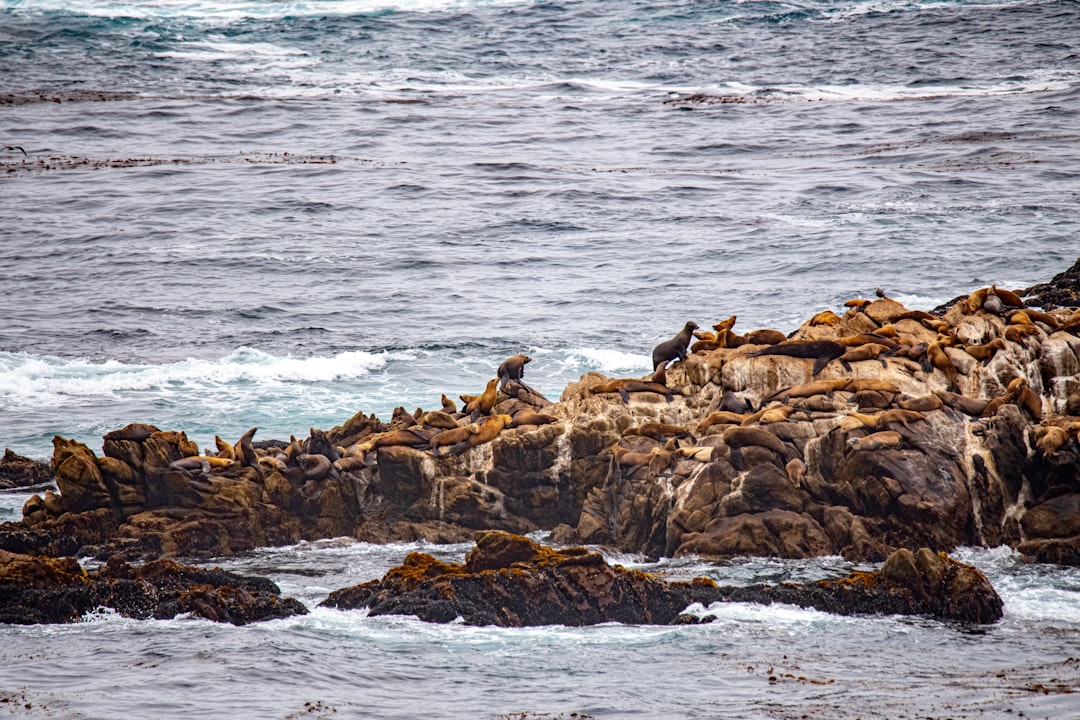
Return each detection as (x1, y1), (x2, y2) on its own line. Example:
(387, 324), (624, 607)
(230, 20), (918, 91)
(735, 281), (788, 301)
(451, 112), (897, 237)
(0, 550), (307, 625)
(320, 531), (1003, 625)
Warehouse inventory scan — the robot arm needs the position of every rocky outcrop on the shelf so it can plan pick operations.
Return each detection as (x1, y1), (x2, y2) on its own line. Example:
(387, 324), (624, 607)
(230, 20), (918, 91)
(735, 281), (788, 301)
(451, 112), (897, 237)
(2, 262), (1079, 567)
(320, 531), (1003, 625)
(0, 449), (52, 490)
(0, 550), (307, 625)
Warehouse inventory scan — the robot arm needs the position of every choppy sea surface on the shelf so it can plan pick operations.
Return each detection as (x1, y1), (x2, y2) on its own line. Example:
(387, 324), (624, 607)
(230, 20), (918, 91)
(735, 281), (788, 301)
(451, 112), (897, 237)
(1, 0), (1079, 716)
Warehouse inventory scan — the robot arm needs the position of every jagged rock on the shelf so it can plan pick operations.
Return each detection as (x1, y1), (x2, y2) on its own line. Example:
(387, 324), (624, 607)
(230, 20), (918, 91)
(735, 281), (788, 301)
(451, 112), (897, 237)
(0, 550), (307, 625)
(320, 532), (1003, 625)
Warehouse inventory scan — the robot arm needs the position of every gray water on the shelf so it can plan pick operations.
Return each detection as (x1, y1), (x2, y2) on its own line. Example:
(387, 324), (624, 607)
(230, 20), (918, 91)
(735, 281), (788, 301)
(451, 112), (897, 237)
(2, 0), (1079, 716)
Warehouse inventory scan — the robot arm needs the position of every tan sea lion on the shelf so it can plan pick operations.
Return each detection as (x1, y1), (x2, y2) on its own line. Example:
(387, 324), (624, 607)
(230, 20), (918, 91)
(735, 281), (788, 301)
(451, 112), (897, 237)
(898, 394), (943, 412)
(838, 343), (891, 370)
(448, 414), (513, 456)
(623, 422), (694, 442)
(298, 453), (337, 480)
(786, 458), (807, 487)
(809, 310), (841, 326)
(963, 338), (1006, 363)
(838, 333), (900, 350)
(464, 378), (499, 416)
(652, 321), (699, 370)
(926, 342), (960, 391)
(847, 430), (903, 452)
(845, 378), (900, 394)
(237, 427), (259, 470)
(744, 328), (787, 345)
(419, 411), (460, 430)
(696, 411), (748, 434)
(935, 389), (988, 417)
(441, 394), (458, 414)
(768, 378), (851, 402)
(1036, 426), (1068, 457)
(509, 409), (559, 428)
(214, 435), (235, 460)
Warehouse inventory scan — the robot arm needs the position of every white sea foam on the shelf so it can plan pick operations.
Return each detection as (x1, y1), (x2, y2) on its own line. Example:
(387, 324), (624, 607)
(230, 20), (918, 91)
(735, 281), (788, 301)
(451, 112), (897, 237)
(0, 348), (393, 410)
(559, 348), (651, 375)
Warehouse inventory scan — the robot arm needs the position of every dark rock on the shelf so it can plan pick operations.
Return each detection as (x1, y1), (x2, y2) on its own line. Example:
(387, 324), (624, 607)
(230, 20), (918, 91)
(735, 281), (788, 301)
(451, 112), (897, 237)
(0, 549), (307, 625)
(0, 449), (53, 490)
(321, 532), (1003, 626)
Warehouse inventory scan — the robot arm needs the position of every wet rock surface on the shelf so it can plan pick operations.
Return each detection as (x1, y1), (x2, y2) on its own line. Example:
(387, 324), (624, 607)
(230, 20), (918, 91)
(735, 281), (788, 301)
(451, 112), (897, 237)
(0, 550), (307, 625)
(321, 531), (1003, 625)
(1, 260), (1078, 570)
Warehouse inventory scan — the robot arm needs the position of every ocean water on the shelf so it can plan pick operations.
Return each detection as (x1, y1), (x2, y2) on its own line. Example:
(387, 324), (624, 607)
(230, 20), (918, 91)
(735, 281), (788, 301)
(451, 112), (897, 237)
(1, 0), (1079, 716)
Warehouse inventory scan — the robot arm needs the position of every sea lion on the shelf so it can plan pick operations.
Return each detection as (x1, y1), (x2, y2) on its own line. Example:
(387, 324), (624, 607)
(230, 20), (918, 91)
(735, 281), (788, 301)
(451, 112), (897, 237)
(652, 321), (699, 370)
(297, 453), (337, 480)
(845, 299), (872, 312)
(419, 411), (461, 430)
(651, 359), (670, 386)
(785, 458), (807, 487)
(497, 354), (533, 390)
(809, 310), (841, 327)
(214, 435), (235, 460)
(441, 394), (458, 414)
(677, 446), (716, 463)
(1010, 308), (1060, 329)
(463, 378), (499, 417)
(838, 333), (899, 351)
(844, 378), (900, 394)
(876, 408), (926, 429)
(740, 402), (794, 426)
(622, 422), (694, 442)
(722, 426), (790, 470)
(610, 445), (674, 476)
(104, 423), (161, 443)
(509, 409), (559, 428)
(333, 455), (371, 473)
(696, 411), (748, 434)
(362, 427), (434, 452)
(768, 378), (851, 402)
(588, 376), (675, 403)
(1007, 377), (1043, 421)
(430, 423), (479, 456)
(1003, 324), (1043, 344)
(991, 285), (1025, 308)
(744, 328), (787, 345)
(963, 338), (1006, 363)
(719, 389), (752, 413)
(690, 331), (721, 353)
(749, 340), (846, 375)
(838, 342), (891, 371)
(898, 394), (943, 412)
(237, 427), (259, 470)
(391, 406), (418, 428)
(847, 430), (903, 452)
(982, 287), (1005, 315)
(448, 414), (513, 456)
(926, 342), (960, 391)
(965, 288), (988, 314)
(1035, 426), (1069, 457)
(934, 390), (989, 417)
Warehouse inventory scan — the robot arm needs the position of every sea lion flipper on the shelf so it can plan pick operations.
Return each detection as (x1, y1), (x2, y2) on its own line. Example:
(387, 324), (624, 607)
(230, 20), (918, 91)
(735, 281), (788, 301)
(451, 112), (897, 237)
(812, 356), (832, 375)
(618, 388), (630, 403)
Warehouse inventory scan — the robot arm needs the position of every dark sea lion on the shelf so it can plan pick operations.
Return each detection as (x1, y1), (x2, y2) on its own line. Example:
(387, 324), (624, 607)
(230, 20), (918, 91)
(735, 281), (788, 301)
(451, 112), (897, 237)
(651, 359), (670, 386)
(237, 427), (259, 469)
(652, 321), (699, 371)
(622, 422), (695, 442)
(722, 425), (790, 470)
(104, 423), (161, 443)
(982, 287), (1005, 315)
(934, 389), (988, 417)
(750, 340), (846, 375)
(838, 333), (900, 351)
(497, 354), (532, 390)
(298, 453), (337, 480)
(719, 389), (752, 413)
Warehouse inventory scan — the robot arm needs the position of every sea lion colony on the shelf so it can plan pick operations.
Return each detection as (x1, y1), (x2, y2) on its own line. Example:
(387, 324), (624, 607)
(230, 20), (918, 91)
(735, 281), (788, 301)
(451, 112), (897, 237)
(145, 284), (1079, 486)
(19, 280), (1080, 565)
